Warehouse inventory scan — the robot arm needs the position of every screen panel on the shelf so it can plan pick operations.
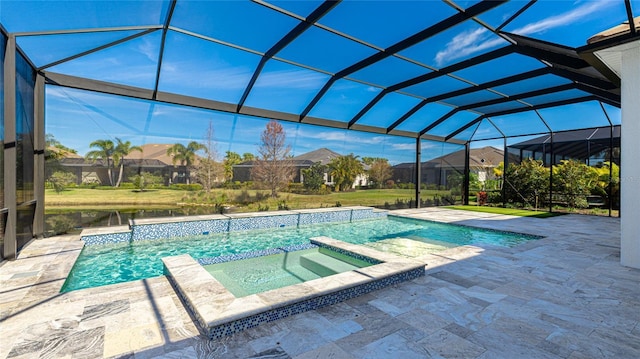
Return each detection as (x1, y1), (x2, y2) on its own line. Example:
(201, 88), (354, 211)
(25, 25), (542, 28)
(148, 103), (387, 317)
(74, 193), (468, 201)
(47, 32), (162, 90)
(307, 79), (383, 123)
(244, 59), (330, 114)
(158, 31), (260, 104)
(357, 92), (422, 128)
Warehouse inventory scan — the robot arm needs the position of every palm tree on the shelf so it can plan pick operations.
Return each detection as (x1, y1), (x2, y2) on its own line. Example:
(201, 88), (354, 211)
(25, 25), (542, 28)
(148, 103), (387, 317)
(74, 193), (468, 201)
(328, 154), (364, 191)
(113, 138), (142, 187)
(85, 139), (115, 186)
(166, 141), (206, 184)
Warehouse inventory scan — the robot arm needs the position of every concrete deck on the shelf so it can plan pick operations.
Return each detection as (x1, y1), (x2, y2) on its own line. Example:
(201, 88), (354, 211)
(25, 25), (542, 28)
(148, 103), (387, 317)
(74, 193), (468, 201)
(1, 208), (637, 358)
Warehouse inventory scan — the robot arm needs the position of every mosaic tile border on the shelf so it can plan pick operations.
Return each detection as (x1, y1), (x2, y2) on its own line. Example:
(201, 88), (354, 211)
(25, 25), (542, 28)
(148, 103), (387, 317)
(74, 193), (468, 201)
(162, 237), (425, 340)
(81, 232), (131, 246)
(82, 207), (387, 246)
(311, 240), (382, 265)
(197, 243), (318, 266)
(206, 266), (424, 339)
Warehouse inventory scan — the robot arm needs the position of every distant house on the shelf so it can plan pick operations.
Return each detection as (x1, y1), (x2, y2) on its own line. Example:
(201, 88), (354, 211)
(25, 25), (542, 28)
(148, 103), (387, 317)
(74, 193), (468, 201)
(59, 143), (202, 185)
(393, 146), (518, 187)
(233, 148), (369, 189)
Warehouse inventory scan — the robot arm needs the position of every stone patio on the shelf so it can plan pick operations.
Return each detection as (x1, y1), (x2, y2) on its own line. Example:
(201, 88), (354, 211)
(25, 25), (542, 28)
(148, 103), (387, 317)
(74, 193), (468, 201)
(0, 208), (638, 358)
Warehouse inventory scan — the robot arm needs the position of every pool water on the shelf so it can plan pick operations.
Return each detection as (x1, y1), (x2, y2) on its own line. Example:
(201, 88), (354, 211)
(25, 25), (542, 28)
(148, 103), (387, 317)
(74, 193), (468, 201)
(61, 216), (539, 292)
(203, 247), (372, 297)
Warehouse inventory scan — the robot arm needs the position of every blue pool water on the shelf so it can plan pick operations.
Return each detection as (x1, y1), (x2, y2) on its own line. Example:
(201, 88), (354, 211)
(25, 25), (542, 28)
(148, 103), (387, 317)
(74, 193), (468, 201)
(61, 216), (539, 292)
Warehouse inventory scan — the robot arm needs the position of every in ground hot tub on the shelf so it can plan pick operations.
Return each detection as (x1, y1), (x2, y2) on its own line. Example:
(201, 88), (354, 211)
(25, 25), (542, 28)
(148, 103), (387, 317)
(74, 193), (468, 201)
(162, 236), (424, 339)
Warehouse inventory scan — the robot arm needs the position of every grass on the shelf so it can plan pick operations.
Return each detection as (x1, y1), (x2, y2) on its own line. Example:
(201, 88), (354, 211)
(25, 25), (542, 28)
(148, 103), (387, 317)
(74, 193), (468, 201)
(45, 188), (446, 211)
(445, 205), (564, 218)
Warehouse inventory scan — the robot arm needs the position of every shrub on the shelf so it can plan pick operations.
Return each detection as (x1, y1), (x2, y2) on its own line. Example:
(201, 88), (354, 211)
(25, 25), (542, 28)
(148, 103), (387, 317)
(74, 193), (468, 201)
(477, 191), (488, 206)
(277, 200), (290, 210)
(130, 172), (164, 192)
(553, 159), (598, 209)
(234, 189), (252, 205)
(287, 182), (305, 194)
(487, 191), (503, 204)
(169, 183), (203, 191)
(48, 171), (77, 193)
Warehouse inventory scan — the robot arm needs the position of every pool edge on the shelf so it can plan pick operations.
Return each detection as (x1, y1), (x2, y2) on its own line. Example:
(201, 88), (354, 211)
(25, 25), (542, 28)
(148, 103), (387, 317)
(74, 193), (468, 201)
(162, 237), (425, 339)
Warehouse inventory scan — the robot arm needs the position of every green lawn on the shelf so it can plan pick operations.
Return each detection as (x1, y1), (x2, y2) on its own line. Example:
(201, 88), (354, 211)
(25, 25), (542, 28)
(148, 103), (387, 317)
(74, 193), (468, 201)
(445, 205), (563, 218)
(45, 188), (448, 211)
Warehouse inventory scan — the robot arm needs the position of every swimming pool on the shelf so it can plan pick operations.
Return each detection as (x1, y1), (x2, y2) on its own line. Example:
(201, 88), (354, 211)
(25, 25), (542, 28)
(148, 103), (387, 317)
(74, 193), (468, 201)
(62, 215), (539, 292)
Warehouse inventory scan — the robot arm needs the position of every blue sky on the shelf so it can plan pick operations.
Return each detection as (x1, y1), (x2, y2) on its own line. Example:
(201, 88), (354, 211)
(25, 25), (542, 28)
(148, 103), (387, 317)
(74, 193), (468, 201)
(3, 0), (628, 163)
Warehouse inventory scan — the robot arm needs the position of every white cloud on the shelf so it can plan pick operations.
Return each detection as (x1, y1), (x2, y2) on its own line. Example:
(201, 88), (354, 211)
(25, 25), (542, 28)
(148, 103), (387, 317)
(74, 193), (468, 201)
(391, 143), (415, 150)
(512, 1), (613, 36)
(136, 37), (159, 63)
(434, 27), (505, 67)
(254, 69), (328, 90)
(433, 1), (614, 67)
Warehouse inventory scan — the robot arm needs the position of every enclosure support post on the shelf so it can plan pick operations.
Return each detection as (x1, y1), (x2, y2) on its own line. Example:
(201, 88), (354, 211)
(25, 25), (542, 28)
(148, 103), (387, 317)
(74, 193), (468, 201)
(463, 143), (470, 205)
(548, 132), (554, 213)
(3, 35), (17, 260)
(502, 137), (508, 208)
(415, 137), (421, 208)
(609, 124), (614, 217)
(33, 73), (45, 238)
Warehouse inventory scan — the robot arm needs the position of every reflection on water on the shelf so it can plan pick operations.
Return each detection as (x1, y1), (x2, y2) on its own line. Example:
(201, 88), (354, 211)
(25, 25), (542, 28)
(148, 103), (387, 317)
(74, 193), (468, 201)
(44, 207), (223, 236)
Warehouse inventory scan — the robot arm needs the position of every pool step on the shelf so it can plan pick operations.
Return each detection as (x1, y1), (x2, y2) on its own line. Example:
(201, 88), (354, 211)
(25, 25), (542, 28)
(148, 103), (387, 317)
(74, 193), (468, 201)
(299, 252), (359, 277)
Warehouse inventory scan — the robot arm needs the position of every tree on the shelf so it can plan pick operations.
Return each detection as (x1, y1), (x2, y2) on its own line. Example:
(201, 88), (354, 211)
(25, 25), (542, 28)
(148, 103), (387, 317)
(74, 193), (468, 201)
(361, 157), (385, 166)
(48, 171), (77, 193)
(594, 161), (620, 206)
(328, 154), (364, 192)
(251, 120), (295, 197)
(45, 134), (78, 178)
(242, 153), (255, 161)
(130, 172), (163, 192)
(553, 159), (599, 208)
(86, 139), (115, 186)
(223, 151), (242, 182)
(194, 121), (223, 192)
(504, 158), (549, 209)
(368, 158), (392, 189)
(302, 162), (327, 193)
(166, 141), (206, 184)
(113, 138), (142, 187)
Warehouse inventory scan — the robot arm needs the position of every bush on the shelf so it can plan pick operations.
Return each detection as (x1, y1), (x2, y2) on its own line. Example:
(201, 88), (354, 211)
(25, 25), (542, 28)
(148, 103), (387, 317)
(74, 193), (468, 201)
(47, 171), (77, 193)
(477, 191), (488, 206)
(131, 172), (164, 191)
(169, 183), (203, 191)
(553, 159), (598, 209)
(287, 182), (305, 194)
(277, 200), (290, 210)
(255, 191), (269, 202)
(234, 189), (252, 205)
(487, 191), (503, 204)
(118, 182), (136, 189)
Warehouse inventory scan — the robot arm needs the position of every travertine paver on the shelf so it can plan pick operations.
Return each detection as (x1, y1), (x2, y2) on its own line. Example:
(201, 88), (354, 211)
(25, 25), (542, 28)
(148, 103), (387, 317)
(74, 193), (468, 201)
(0, 208), (638, 358)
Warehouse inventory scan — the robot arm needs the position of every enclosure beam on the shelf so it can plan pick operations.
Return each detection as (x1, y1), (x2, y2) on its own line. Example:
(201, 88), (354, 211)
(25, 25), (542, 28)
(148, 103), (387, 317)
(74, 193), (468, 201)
(3, 35), (17, 260)
(33, 72), (45, 238)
